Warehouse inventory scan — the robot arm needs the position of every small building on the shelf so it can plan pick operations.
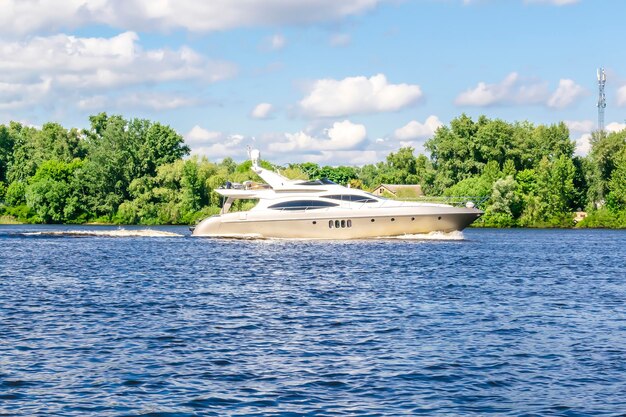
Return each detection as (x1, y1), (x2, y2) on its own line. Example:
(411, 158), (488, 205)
(372, 184), (423, 198)
(573, 211), (587, 223)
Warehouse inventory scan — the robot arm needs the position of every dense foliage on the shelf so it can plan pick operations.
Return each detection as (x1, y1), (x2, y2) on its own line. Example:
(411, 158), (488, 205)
(1, 113), (625, 227)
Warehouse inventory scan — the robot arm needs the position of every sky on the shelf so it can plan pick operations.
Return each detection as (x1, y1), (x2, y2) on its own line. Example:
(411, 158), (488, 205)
(1, 0), (625, 165)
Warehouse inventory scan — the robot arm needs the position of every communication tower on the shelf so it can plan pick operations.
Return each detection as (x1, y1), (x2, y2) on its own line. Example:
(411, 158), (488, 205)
(597, 67), (606, 131)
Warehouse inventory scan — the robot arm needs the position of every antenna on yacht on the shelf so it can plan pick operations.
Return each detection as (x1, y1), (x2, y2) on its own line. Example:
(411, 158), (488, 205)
(248, 146), (261, 170)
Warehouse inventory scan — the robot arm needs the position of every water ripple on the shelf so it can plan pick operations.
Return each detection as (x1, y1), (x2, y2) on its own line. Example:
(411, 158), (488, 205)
(1, 226), (626, 415)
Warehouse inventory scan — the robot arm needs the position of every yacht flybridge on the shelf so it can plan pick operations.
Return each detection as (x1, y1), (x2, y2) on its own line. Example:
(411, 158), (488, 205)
(191, 149), (483, 238)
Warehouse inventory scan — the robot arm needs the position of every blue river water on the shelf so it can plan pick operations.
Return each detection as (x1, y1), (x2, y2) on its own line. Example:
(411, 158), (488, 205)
(1, 225), (625, 416)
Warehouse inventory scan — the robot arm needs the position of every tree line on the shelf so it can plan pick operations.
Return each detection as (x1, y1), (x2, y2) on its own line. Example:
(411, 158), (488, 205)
(1, 113), (625, 227)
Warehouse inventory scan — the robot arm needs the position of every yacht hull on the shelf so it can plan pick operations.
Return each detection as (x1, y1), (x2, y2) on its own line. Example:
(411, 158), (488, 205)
(192, 206), (482, 239)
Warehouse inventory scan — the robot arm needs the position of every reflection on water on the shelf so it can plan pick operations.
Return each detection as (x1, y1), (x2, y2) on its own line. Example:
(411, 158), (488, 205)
(1, 226), (626, 416)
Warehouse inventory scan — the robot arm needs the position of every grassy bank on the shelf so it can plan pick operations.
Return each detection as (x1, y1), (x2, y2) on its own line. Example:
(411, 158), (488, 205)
(0, 215), (22, 224)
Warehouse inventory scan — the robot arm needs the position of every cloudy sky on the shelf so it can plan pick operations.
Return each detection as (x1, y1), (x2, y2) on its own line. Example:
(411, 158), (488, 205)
(1, 0), (624, 164)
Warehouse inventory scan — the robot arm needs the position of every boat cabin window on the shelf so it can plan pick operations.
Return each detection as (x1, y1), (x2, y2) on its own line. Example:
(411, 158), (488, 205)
(328, 219), (353, 228)
(322, 194), (378, 203)
(268, 200), (339, 210)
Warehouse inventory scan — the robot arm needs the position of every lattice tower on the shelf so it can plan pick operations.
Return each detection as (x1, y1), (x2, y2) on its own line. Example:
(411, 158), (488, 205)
(597, 67), (607, 131)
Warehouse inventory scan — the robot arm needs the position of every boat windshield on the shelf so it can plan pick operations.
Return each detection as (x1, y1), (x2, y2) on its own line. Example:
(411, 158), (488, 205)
(268, 200), (339, 210)
(295, 178), (336, 186)
(321, 194), (378, 203)
(366, 192), (387, 200)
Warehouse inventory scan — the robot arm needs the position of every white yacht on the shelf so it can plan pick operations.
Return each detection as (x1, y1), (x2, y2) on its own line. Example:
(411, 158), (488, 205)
(191, 149), (482, 239)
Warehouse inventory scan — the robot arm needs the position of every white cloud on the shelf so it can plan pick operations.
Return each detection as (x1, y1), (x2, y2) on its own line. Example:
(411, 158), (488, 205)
(617, 85), (626, 107)
(299, 74), (423, 117)
(251, 103), (274, 119)
(547, 79), (586, 109)
(524, 0), (578, 5)
(0, 0), (383, 35)
(607, 122), (626, 133)
(77, 92), (199, 112)
(77, 95), (109, 111)
(0, 79), (51, 110)
(0, 32), (235, 88)
(330, 33), (351, 47)
(456, 72), (585, 108)
(0, 31), (234, 112)
(185, 126), (247, 159)
(568, 119), (595, 156)
(394, 115), (442, 140)
(455, 72), (548, 107)
(574, 133), (592, 156)
(298, 150), (381, 165)
(185, 125), (223, 146)
(269, 120), (367, 152)
(572, 121), (626, 156)
(116, 92), (200, 111)
(564, 119), (594, 133)
(269, 34), (286, 50)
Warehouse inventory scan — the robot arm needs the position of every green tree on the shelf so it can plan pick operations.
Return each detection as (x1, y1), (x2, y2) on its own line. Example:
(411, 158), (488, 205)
(6, 122), (85, 185)
(529, 122), (574, 164)
(483, 176), (519, 227)
(292, 162), (320, 179)
(425, 114), (477, 191)
(82, 115), (131, 217)
(587, 129), (626, 204)
(138, 122), (190, 178)
(0, 124), (15, 184)
(474, 119), (514, 168)
(81, 113), (189, 218)
(443, 176), (492, 199)
(25, 159), (86, 223)
(386, 147), (417, 179)
(5, 181), (27, 206)
(318, 166), (358, 185)
(6, 123), (39, 183)
(606, 156), (626, 211)
(531, 155), (577, 224)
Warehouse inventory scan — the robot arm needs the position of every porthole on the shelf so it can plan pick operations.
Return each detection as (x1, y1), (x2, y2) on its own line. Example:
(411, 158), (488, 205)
(313, 221), (317, 225)
(411, 217), (415, 221)
(329, 220), (334, 228)
(335, 220), (340, 228)
(391, 218), (395, 222)
(347, 220), (352, 228)
(341, 220), (346, 228)
(371, 219), (375, 222)
(438, 216), (442, 220)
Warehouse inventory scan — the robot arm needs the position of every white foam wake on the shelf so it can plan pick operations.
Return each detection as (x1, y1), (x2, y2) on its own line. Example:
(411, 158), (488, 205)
(22, 229), (183, 238)
(384, 230), (465, 241)
(201, 230), (466, 241)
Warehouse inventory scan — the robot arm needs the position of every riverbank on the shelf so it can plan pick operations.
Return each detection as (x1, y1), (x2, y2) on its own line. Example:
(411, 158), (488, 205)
(2, 213), (625, 229)
(0, 215), (22, 224)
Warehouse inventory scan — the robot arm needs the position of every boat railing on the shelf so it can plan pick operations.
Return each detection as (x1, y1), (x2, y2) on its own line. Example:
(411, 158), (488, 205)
(268, 197), (487, 212)
(270, 206), (338, 212)
(384, 196), (489, 208)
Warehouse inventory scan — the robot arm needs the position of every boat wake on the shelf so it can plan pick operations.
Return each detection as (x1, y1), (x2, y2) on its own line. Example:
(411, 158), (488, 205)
(20, 229), (184, 238)
(383, 230), (465, 241)
(197, 230), (465, 241)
